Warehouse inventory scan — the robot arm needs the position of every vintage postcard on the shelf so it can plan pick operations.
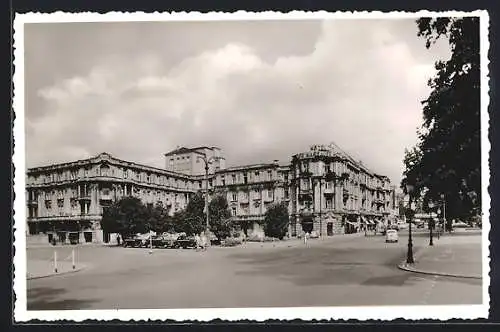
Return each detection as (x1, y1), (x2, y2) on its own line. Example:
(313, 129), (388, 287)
(13, 10), (490, 322)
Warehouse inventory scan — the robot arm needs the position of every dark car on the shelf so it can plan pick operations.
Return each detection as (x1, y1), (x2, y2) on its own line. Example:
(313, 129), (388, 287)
(122, 235), (146, 248)
(151, 235), (176, 249)
(175, 235), (197, 249)
(123, 237), (140, 248)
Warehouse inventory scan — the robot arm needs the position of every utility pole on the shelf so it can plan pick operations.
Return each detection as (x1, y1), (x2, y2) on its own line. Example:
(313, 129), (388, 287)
(198, 154), (221, 240)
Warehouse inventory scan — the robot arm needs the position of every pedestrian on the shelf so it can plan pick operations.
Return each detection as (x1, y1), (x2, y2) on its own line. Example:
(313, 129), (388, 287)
(201, 233), (207, 251)
(117, 234), (121, 246)
(304, 232), (308, 246)
(195, 234), (201, 251)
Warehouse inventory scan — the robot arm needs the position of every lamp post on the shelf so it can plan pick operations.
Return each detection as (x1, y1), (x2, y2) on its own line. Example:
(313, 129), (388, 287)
(405, 184), (415, 264)
(440, 193), (446, 233)
(437, 207), (442, 238)
(197, 154), (221, 239)
(428, 201), (434, 246)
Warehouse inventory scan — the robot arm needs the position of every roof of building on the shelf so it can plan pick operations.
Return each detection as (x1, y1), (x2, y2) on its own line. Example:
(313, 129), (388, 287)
(164, 146), (216, 157)
(221, 163), (278, 172)
(293, 141), (390, 180)
(27, 152), (196, 180)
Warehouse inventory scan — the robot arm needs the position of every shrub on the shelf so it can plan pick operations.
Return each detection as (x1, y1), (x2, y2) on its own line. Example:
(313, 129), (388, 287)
(246, 234), (264, 242)
(221, 237), (242, 247)
(262, 202), (289, 239)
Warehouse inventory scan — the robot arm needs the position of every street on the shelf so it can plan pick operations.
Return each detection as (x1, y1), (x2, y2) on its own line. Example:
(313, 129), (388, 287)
(26, 231), (483, 310)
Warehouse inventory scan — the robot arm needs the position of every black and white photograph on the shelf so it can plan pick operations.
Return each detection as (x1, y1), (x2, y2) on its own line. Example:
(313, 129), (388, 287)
(13, 11), (490, 321)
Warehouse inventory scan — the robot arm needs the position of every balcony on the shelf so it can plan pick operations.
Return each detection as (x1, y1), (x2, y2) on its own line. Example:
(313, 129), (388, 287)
(28, 199), (38, 206)
(300, 187), (312, 194)
(78, 193), (91, 201)
(323, 186), (334, 194)
(100, 194), (113, 201)
(264, 195), (274, 203)
(299, 207), (313, 216)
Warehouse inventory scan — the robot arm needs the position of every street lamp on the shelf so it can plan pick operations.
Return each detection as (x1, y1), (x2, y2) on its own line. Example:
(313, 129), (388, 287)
(440, 193), (446, 232)
(428, 201), (434, 246)
(437, 207), (442, 238)
(405, 183), (415, 264)
(197, 154), (221, 241)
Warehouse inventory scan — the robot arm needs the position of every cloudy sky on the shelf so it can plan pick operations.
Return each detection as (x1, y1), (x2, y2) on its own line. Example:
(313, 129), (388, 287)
(23, 18), (451, 185)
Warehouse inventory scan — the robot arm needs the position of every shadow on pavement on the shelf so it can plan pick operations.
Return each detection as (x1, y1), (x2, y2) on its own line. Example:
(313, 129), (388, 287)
(27, 286), (99, 310)
(230, 245), (431, 287)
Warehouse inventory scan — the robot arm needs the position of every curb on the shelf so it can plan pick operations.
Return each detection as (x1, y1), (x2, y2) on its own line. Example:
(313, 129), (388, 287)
(27, 264), (87, 280)
(397, 262), (482, 280)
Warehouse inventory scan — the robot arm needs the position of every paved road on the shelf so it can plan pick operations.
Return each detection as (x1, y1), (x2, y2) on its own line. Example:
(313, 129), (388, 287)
(26, 232), (482, 310)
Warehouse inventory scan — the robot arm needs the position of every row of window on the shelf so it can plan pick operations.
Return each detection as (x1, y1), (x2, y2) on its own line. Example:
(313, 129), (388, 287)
(218, 169), (285, 185)
(29, 166), (201, 190)
(296, 161), (391, 189)
(228, 188), (290, 201)
(230, 201), (282, 216)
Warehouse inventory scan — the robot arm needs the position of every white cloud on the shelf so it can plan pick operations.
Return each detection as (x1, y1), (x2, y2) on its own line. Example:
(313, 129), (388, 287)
(26, 19), (445, 185)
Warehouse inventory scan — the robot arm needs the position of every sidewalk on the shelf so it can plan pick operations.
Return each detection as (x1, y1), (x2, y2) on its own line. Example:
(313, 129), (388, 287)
(27, 260), (87, 280)
(398, 232), (482, 279)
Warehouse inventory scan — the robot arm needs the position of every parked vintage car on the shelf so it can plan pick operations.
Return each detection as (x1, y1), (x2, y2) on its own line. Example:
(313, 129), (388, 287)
(385, 229), (399, 243)
(397, 222), (408, 230)
(175, 234), (198, 249)
(122, 236), (142, 248)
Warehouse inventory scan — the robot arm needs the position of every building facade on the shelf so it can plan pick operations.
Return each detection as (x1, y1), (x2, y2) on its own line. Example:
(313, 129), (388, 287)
(26, 152), (203, 243)
(164, 146), (225, 175)
(290, 143), (395, 237)
(26, 144), (397, 243)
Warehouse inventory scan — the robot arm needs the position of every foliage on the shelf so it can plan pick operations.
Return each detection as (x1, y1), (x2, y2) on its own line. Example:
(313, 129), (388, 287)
(246, 234), (264, 242)
(101, 197), (175, 238)
(221, 237), (242, 247)
(238, 219), (252, 236)
(208, 194), (233, 240)
(175, 191), (206, 235)
(145, 202), (173, 234)
(262, 202), (289, 239)
(101, 197), (148, 238)
(401, 17), (480, 220)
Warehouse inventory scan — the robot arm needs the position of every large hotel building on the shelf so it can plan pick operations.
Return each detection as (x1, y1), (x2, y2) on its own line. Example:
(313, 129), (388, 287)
(26, 143), (398, 243)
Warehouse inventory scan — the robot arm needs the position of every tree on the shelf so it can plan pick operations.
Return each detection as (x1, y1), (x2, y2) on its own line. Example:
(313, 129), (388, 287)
(175, 191), (205, 235)
(208, 194), (233, 240)
(262, 202), (289, 239)
(101, 197), (148, 238)
(401, 17), (480, 220)
(145, 202), (172, 233)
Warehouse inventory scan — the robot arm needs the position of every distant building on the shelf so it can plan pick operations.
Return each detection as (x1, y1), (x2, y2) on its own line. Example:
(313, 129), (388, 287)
(212, 160), (291, 237)
(164, 146), (225, 175)
(26, 143), (397, 243)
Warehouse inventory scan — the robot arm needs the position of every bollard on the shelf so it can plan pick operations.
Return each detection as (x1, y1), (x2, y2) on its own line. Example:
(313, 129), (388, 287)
(72, 248), (75, 270)
(54, 251), (58, 273)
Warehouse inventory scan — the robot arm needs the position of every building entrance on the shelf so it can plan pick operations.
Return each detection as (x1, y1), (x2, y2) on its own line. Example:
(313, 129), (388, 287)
(301, 216), (314, 233)
(327, 222), (333, 236)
